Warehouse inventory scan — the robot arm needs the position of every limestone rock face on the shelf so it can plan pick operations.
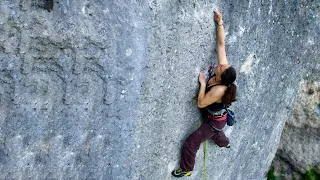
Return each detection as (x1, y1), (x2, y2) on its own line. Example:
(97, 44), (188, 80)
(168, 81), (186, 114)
(272, 72), (320, 178)
(0, 0), (319, 180)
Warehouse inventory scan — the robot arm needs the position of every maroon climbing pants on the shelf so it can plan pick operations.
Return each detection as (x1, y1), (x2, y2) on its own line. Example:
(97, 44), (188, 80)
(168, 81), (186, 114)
(180, 116), (229, 171)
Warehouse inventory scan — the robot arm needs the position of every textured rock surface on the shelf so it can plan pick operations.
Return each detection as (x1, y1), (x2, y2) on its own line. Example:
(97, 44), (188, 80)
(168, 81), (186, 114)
(271, 71), (320, 179)
(0, 0), (319, 180)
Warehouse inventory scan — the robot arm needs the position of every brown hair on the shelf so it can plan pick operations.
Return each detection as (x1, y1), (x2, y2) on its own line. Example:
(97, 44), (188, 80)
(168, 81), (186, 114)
(221, 66), (237, 106)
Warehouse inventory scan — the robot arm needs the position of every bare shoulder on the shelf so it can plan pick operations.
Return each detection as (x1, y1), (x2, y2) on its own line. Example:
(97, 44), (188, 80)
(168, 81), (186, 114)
(207, 85), (227, 97)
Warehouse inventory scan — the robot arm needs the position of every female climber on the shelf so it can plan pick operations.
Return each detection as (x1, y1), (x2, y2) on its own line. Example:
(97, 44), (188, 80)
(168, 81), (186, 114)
(172, 9), (237, 177)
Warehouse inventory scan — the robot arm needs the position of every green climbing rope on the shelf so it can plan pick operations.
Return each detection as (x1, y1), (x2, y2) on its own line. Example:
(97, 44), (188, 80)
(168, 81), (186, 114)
(195, 119), (207, 180)
(203, 140), (207, 180)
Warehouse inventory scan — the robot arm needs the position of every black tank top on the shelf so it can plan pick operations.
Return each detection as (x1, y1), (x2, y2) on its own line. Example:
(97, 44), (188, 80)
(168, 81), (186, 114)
(205, 84), (225, 111)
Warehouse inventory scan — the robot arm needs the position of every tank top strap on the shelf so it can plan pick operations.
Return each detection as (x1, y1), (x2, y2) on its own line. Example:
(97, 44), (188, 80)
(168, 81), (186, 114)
(206, 84), (223, 92)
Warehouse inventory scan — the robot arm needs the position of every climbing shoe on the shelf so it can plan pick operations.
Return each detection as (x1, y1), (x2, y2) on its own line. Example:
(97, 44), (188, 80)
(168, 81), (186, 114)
(172, 168), (192, 177)
(226, 144), (231, 148)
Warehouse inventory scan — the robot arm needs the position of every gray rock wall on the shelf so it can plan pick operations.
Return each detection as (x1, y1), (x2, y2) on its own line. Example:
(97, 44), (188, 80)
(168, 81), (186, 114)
(271, 69), (320, 179)
(0, 0), (319, 180)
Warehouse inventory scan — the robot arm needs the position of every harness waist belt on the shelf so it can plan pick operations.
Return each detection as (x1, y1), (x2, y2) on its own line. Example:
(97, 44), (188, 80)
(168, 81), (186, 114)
(206, 108), (227, 117)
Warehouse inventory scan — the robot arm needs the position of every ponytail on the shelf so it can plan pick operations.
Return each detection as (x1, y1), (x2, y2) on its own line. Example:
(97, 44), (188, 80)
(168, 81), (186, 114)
(220, 66), (237, 106)
(222, 83), (237, 106)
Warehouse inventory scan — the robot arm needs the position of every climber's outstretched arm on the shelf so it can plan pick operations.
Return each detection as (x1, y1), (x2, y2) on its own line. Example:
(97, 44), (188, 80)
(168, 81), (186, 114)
(214, 10), (228, 65)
